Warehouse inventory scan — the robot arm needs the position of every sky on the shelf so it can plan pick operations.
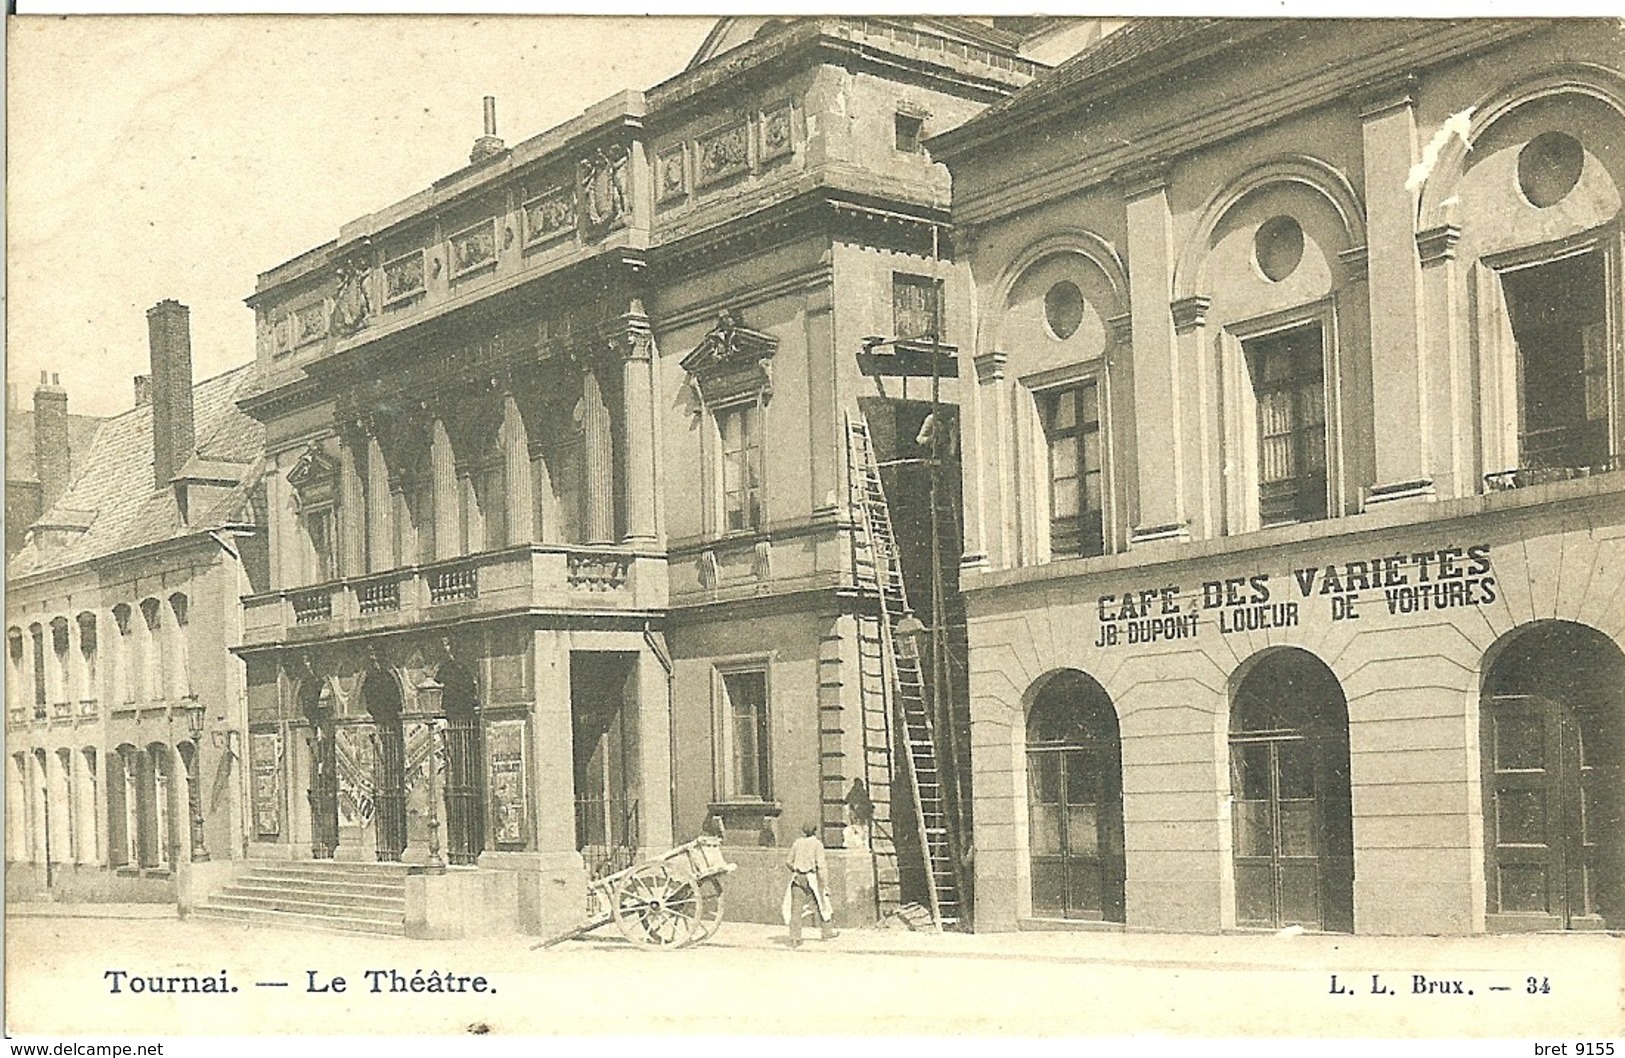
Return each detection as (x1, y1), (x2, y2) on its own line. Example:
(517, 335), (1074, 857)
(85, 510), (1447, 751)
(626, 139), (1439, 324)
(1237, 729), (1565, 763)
(6, 16), (714, 417)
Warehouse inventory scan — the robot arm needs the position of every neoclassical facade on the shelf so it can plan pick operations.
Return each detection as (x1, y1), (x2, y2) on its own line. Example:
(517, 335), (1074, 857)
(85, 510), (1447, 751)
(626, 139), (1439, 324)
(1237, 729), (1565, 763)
(932, 19), (1625, 933)
(233, 17), (1100, 935)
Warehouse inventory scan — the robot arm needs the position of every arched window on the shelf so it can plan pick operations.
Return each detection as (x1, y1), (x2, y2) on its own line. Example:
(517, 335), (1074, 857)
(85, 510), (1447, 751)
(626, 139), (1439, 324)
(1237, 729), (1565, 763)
(50, 616), (71, 707)
(111, 604), (133, 704)
(166, 593), (190, 699)
(138, 599), (163, 702)
(1026, 670), (1125, 922)
(76, 613), (97, 708)
(28, 624), (46, 717)
(6, 628), (24, 714)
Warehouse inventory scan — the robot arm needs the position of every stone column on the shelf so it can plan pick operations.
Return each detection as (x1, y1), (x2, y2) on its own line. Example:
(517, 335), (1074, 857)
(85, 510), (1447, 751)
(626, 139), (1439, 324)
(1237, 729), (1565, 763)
(365, 432), (393, 572)
(501, 395), (534, 547)
(430, 418), (460, 561)
(1121, 164), (1189, 545)
(338, 436), (367, 577)
(1171, 297), (1217, 540)
(581, 362), (617, 545)
(620, 332), (658, 545)
(1359, 78), (1434, 506)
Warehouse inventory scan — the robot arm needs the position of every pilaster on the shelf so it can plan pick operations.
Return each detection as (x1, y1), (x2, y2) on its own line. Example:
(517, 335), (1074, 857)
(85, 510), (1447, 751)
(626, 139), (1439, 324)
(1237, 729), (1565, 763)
(1357, 76), (1434, 507)
(1121, 162), (1190, 545)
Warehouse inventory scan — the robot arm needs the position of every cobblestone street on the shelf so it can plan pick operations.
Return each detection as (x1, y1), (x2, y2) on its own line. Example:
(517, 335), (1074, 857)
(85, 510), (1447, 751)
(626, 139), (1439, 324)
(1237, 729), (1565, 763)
(6, 910), (1620, 1038)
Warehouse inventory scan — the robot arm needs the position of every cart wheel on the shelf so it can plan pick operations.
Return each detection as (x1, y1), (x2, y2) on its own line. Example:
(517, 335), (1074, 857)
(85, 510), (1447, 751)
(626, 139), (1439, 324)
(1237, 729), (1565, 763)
(693, 875), (726, 942)
(612, 863), (702, 948)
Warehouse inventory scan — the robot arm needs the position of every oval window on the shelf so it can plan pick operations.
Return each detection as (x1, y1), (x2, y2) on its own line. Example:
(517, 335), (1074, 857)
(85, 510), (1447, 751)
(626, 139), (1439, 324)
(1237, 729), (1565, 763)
(1254, 215), (1305, 283)
(1044, 280), (1085, 341)
(1518, 131), (1584, 209)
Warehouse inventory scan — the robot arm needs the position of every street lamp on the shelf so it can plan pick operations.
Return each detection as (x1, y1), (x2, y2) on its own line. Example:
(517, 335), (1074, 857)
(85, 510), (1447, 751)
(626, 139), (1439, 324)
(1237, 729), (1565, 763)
(183, 702), (210, 862)
(413, 676), (446, 871)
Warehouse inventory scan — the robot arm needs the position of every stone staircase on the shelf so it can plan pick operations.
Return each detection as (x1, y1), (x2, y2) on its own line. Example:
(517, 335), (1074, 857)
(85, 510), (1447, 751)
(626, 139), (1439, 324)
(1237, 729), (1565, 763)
(193, 861), (409, 936)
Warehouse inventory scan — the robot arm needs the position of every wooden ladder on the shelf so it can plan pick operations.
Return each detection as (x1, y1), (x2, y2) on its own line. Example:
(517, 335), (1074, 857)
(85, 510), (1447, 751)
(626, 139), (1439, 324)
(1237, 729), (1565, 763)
(845, 414), (960, 930)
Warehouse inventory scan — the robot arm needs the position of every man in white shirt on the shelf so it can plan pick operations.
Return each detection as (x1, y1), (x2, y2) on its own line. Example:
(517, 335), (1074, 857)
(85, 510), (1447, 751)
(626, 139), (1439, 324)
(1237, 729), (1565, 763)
(783, 822), (837, 946)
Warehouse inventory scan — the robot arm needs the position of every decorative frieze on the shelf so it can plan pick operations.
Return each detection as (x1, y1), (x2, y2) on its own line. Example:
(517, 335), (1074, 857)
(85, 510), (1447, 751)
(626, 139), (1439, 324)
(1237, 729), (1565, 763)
(382, 249), (426, 306)
(697, 120), (750, 186)
(579, 144), (630, 232)
(449, 218), (497, 278)
(760, 101), (793, 162)
(523, 185), (577, 246)
(330, 242), (373, 337)
(657, 146), (688, 203)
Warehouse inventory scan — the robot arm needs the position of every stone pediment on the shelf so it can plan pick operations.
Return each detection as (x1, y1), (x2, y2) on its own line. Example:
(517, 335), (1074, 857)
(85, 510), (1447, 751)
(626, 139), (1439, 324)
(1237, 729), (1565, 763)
(680, 310), (779, 405)
(286, 440), (337, 510)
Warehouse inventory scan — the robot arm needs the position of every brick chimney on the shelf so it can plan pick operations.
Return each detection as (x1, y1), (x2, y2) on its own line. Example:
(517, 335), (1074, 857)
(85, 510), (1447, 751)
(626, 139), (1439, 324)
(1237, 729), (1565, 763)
(147, 299), (196, 488)
(133, 375), (152, 407)
(33, 371), (71, 509)
(469, 96), (504, 164)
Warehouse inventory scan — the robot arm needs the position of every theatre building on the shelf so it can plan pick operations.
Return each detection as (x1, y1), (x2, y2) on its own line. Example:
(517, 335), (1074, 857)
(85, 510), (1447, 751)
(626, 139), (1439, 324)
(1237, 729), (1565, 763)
(931, 19), (1625, 933)
(5, 302), (265, 905)
(226, 17), (1096, 936)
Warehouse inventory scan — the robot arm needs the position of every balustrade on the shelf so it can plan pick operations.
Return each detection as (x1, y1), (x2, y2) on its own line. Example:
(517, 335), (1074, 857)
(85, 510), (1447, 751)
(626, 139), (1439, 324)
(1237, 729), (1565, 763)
(291, 589), (333, 624)
(356, 577), (401, 615)
(428, 564), (479, 604)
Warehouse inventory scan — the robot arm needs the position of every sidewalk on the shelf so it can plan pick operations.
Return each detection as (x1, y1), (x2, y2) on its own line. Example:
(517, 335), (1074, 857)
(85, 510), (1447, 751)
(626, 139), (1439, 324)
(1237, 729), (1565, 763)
(8, 901), (178, 919)
(588, 917), (1625, 974)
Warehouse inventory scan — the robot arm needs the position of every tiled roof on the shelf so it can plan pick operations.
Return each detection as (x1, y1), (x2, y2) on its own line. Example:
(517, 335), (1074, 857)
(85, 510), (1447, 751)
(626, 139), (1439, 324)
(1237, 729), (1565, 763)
(5, 409), (105, 485)
(8, 363), (265, 578)
(930, 18), (1252, 154)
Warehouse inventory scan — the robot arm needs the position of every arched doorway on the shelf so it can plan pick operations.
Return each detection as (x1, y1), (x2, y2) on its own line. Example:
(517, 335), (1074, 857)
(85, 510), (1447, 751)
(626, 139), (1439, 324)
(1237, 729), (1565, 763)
(363, 673), (408, 862)
(300, 680), (338, 859)
(1026, 670), (1125, 921)
(1229, 648), (1353, 932)
(438, 662), (484, 866)
(1481, 621), (1623, 930)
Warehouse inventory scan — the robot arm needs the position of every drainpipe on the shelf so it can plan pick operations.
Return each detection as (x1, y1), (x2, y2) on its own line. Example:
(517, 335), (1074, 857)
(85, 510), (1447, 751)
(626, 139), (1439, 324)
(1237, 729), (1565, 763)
(642, 621), (676, 846)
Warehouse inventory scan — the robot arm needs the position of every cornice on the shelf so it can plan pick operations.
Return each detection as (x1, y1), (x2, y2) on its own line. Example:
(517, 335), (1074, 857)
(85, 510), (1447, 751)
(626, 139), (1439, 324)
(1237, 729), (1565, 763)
(945, 20), (1541, 230)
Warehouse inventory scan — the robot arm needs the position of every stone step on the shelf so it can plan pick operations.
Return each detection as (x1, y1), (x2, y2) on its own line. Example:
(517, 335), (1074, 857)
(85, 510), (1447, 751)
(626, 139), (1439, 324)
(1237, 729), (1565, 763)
(220, 884), (406, 911)
(192, 904), (406, 937)
(242, 860), (411, 877)
(209, 892), (403, 920)
(235, 873), (406, 897)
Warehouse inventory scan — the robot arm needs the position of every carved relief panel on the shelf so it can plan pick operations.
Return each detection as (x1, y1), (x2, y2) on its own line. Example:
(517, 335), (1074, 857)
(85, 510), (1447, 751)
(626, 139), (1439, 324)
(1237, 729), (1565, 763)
(696, 120), (750, 186)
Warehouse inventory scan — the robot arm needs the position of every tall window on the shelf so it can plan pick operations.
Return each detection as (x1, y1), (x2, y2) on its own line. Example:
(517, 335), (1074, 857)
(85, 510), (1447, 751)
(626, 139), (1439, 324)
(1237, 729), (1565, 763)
(305, 506), (337, 582)
(893, 273), (943, 342)
(717, 403), (764, 534)
(50, 617), (71, 704)
(29, 625), (46, 712)
(720, 668), (770, 800)
(1247, 324), (1327, 526)
(77, 614), (97, 702)
(112, 604), (133, 704)
(139, 599), (163, 701)
(1502, 252), (1610, 472)
(1039, 382), (1105, 558)
(6, 629), (24, 712)
(167, 594), (190, 699)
